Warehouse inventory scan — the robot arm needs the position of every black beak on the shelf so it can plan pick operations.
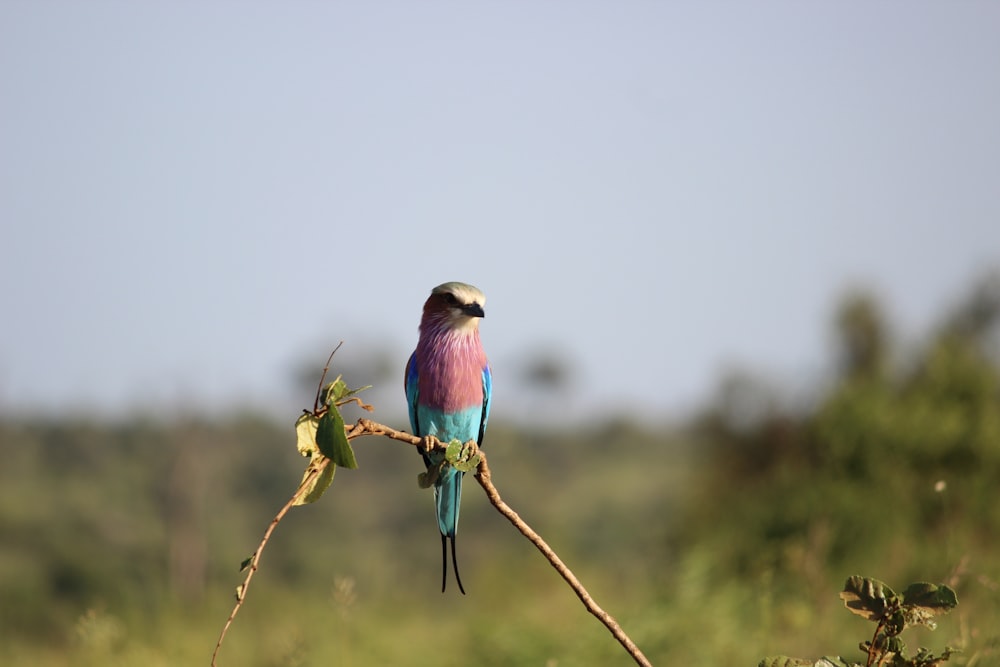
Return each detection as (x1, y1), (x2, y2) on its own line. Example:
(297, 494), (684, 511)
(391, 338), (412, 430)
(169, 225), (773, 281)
(462, 303), (485, 318)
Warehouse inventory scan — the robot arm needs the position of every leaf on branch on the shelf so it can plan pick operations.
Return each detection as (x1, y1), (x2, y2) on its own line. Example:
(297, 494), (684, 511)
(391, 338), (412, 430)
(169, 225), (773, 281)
(883, 635), (904, 654)
(884, 609), (906, 636)
(840, 576), (898, 621)
(292, 411), (342, 504)
(445, 438), (462, 461)
(293, 456), (336, 505)
(452, 451), (481, 473)
(239, 554), (255, 572)
(295, 413), (320, 458)
(337, 386), (373, 410)
(316, 403), (358, 469)
(320, 375), (373, 408)
(444, 438), (481, 473)
(901, 583), (958, 619)
(320, 376), (348, 406)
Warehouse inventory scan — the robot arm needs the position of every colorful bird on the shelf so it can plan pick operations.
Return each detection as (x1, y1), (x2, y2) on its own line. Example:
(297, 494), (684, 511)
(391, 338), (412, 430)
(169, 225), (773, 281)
(405, 281), (491, 594)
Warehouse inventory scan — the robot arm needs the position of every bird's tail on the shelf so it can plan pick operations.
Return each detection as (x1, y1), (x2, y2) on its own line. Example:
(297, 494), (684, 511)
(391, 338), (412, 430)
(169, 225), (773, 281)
(434, 468), (465, 594)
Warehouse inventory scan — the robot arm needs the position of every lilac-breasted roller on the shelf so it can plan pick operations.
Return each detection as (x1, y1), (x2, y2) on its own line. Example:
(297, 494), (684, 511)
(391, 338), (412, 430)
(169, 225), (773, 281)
(405, 281), (491, 594)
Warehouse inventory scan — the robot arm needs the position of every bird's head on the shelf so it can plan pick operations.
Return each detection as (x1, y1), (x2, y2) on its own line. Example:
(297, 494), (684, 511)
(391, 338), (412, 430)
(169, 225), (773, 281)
(421, 281), (486, 334)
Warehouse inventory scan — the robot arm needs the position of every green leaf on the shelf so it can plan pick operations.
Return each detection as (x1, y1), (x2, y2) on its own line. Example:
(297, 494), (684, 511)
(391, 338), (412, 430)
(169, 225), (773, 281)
(840, 576), (898, 621)
(442, 439), (480, 472)
(898, 583), (958, 631)
(901, 582), (958, 614)
(452, 449), (481, 473)
(884, 609), (906, 636)
(319, 375), (372, 406)
(316, 403), (358, 469)
(327, 376), (349, 402)
(336, 381), (372, 402)
(239, 554), (254, 572)
(883, 635), (904, 654)
(452, 456), (480, 473)
(294, 457), (336, 505)
(294, 413), (320, 458)
(445, 438), (462, 462)
(317, 376), (344, 407)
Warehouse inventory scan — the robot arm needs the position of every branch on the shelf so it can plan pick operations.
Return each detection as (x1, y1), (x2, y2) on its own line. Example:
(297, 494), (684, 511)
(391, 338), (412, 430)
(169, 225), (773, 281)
(211, 421), (365, 667)
(353, 419), (652, 667)
(474, 454), (652, 666)
(214, 416), (650, 667)
(211, 463), (324, 666)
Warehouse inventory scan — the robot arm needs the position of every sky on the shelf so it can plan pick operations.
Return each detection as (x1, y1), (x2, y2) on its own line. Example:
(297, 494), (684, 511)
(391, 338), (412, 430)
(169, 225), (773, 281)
(1, 1), (999, 424)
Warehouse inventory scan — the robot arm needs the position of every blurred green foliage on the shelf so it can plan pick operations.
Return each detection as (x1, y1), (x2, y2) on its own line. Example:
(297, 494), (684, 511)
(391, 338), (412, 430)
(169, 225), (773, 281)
(1, 277), (999, 665)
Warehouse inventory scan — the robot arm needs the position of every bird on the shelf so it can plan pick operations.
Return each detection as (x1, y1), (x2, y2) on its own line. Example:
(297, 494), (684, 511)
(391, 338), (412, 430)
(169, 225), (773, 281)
(404, 281), (491, 594)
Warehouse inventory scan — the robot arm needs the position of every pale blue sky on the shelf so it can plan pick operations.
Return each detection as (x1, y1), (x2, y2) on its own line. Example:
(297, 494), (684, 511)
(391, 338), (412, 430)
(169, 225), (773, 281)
(1, 1), (998, 423)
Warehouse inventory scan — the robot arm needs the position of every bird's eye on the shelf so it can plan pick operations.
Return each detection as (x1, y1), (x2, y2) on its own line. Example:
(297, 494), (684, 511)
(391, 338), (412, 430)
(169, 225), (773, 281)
(444, 293), (459, 305)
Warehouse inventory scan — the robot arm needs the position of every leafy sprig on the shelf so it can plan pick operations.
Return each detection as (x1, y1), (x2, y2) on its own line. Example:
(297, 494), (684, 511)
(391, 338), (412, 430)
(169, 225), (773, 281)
(760, 576), (958, 667)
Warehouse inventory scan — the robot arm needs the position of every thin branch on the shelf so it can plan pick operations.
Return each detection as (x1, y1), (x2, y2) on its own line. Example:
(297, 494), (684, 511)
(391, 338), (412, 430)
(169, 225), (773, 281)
(352, 418), (652, 667)
(473, 452), (652, 667)
(211, 456), (332, 667)
(313, 341), (343, 413)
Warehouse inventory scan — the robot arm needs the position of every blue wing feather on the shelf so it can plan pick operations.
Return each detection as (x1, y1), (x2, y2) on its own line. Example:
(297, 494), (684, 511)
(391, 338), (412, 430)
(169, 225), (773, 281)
(478, 363), (492, 446)
(404, 352), (420, 435)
